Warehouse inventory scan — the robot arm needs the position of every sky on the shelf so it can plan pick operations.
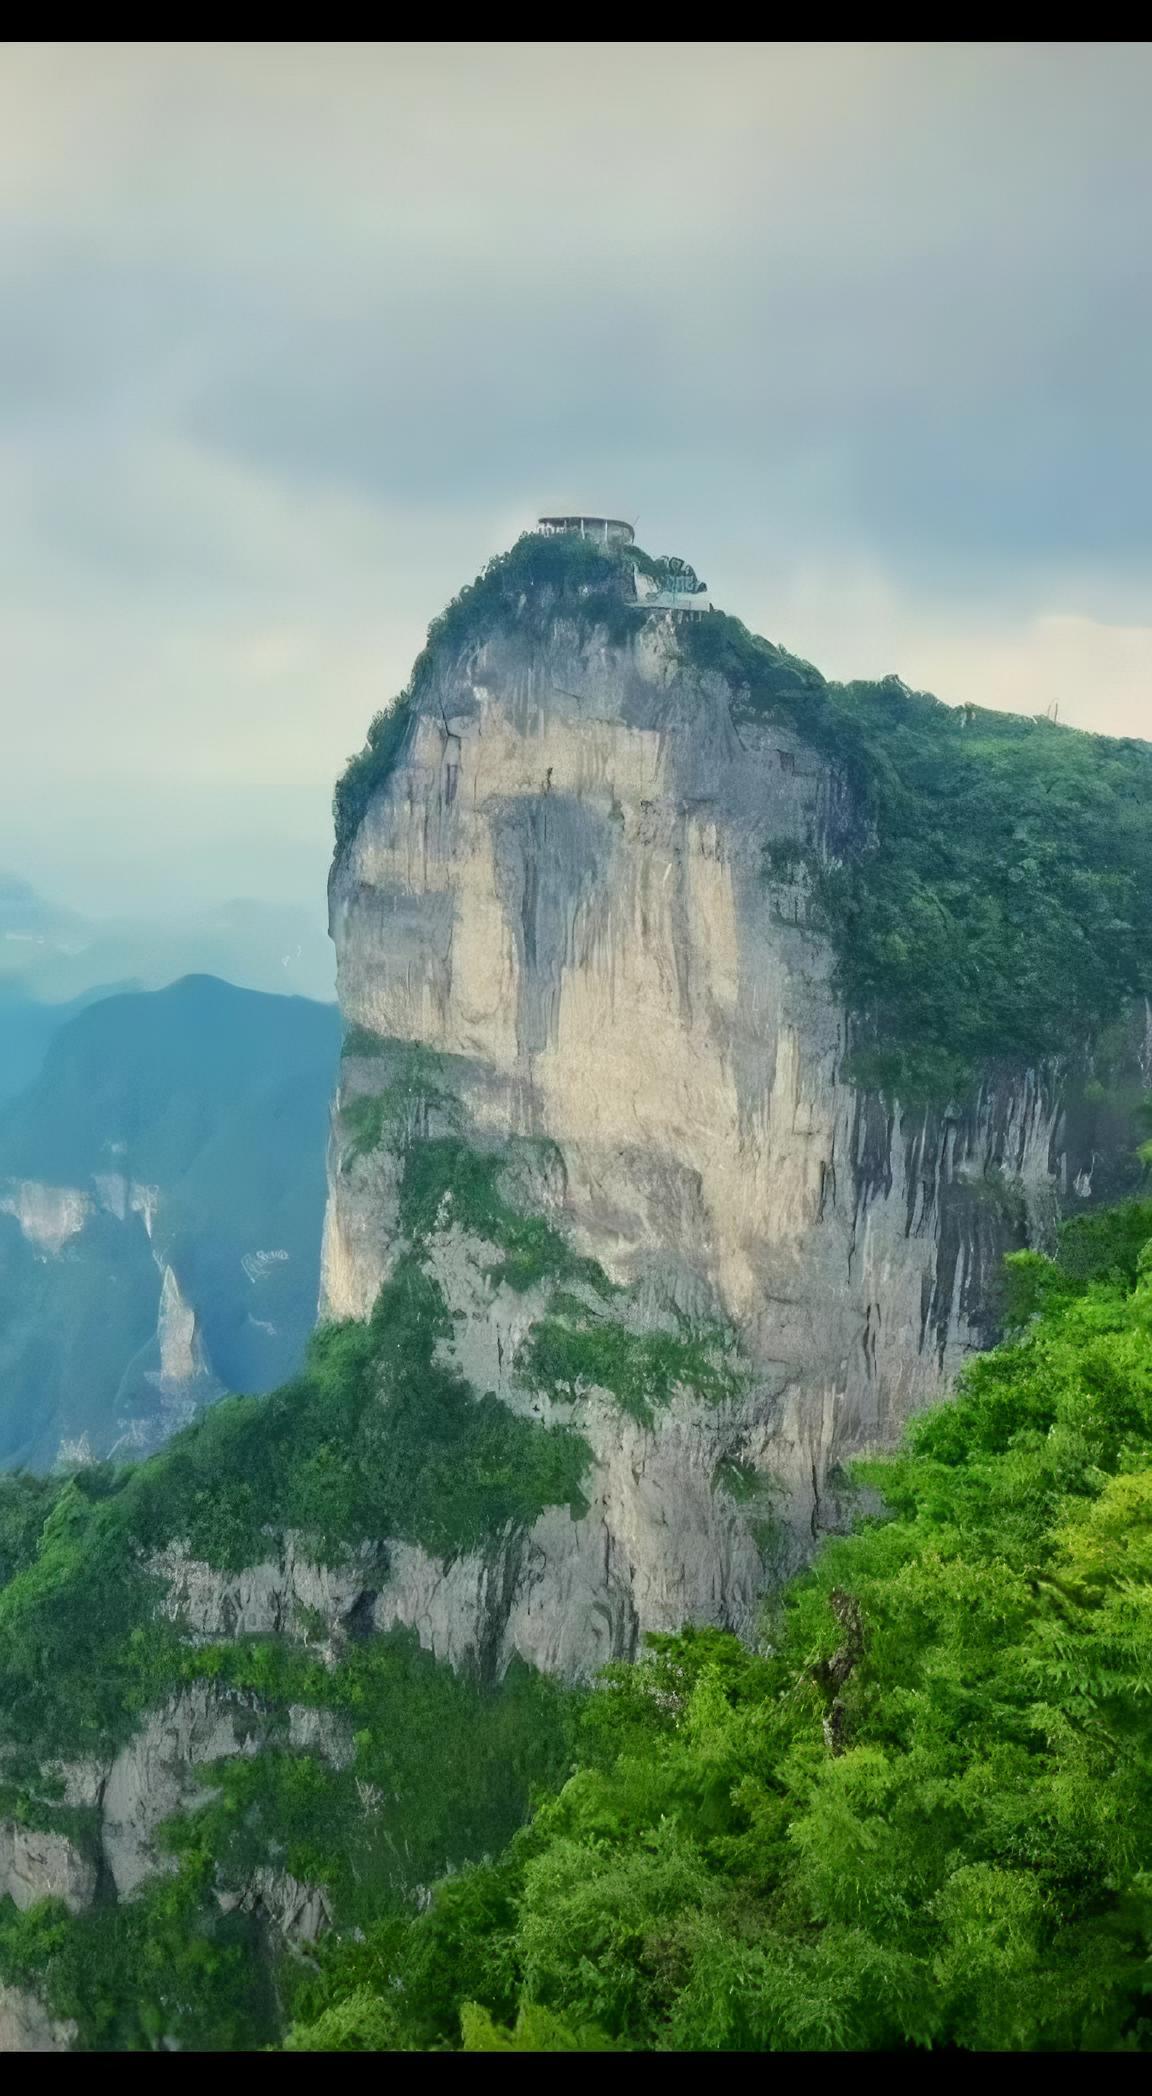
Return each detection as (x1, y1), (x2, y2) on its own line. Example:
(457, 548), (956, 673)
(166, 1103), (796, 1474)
(1, 41), (1151, 921)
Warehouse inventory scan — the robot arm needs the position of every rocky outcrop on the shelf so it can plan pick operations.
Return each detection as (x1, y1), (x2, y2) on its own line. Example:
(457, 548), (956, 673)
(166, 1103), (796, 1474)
(219, 1868), (333, 1945)
(3, 559), (1143, 2057)
(370, 1386), (771, 1675)
(0, 1984), (75, 2053)
(0, 1830), (90, 2052)
(151, 1536), (386, 1648)
(0, 1172), (159, 1254)
(0, 1822), (96, 1914)
(322, 608), (1092, 1674)
(155, 1265), (209, 1388)
(99, 1685), (264, 1898)
(0, 1179), (91, 1254)
(4, 1673), (353, 1926)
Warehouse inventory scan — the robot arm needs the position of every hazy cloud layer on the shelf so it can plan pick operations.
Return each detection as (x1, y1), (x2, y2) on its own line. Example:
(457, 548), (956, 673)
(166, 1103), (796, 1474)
(1, 42), (1150, 915)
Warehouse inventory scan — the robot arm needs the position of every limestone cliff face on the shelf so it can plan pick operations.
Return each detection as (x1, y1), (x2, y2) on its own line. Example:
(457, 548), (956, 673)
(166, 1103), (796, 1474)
(2, 570), (1143, 2055)
(322, 608), (1079, 1676)
(0, 1984), (74, 2053)
(0, 1822), (96, 1915)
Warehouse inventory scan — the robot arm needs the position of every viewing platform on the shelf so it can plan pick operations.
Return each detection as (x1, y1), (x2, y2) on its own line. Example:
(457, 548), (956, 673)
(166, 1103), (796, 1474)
(537, 514), (635, 546)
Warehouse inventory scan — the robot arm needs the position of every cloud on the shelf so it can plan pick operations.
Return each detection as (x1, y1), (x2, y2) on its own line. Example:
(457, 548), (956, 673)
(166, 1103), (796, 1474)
(0, 42), (1149, 912)
(739, 551), (1152, 733)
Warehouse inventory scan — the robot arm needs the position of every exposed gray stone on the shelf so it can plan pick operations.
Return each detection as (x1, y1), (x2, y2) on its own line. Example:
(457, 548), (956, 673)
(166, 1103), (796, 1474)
(100, 1684), (262, 1897)
(0, 1822), (96, 1914)
(322, 612), (1087, 1673)
(0, 1984), (76, 2054)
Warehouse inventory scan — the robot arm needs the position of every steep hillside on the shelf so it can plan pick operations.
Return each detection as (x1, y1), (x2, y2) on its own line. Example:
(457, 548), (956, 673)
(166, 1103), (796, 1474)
(0, 982), (126, 1110)
(0, 976), (339, 1467)
(284, 1198), (1152, 2054)
(323, 528), (1151, 1666)
(0, 529), (1149, 2051)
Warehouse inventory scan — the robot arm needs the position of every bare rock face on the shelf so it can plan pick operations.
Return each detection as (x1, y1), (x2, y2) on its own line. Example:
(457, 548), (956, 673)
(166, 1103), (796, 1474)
(0, 1822), (96, 1914)
(0, 1984), (75, 2053)
(151, 1536), (385, 1646)
(100, 1684), (264, 1898)
(1, 572), (1138, 2055)
(322, 609), (1075, 1676)
(219, 1867), (333, 1944)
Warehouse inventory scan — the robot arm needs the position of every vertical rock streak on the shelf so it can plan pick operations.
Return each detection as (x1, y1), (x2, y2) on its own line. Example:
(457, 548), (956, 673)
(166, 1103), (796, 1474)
(322, 617), (1069, 1673)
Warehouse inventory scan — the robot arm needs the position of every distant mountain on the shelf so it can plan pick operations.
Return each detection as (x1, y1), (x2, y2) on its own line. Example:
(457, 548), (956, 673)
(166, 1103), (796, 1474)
(0, 871), (80, 936)
(0, 980), (132, 1108)
(0, 874), (334, 1005)
(0, 974), (340, 1468)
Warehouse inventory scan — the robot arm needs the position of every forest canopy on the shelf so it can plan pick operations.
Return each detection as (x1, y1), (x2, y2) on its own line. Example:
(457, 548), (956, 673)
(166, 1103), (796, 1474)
(284, 1198), (1152, 2053)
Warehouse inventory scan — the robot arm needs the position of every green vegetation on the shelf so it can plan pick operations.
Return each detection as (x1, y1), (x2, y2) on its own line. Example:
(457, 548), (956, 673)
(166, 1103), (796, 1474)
(711, 1454), (762, 1503)
(337, 1042), (610, 1293)
(460, 2003), (619, 2052)
(1002, 1197), (1152, 1328)
(341, 1023), (390, 1059)
(125, 1254), (592, 1573)
(0, 1620), (579, 2052)
(0, 1471), (175, 1757)
(519, 1308), (746, 1427)
(333, 531), (645, 857)
(0, 1223), (592, 1765)
(338, 1042), (463, 1168)
(0, 1858), (275, 2053)
(0, 1030), (763, 2050)
(418, 529), (642, 659)
(711, 1457), (787, 1574)
(342, 1055), (745, 1414)
(332, 691), (416, 863)
(0, 975), (340, 1469)
(6, 1189), (1152, 2050)
(0, 1472), (62, 1585)
(335, 537), (1152, 1101)
(393, 1134), (610, 1299)
(684, 613), (1152, 1100)
(283, 1199), (1152, 2052)
(167, 1631), (576, 1932)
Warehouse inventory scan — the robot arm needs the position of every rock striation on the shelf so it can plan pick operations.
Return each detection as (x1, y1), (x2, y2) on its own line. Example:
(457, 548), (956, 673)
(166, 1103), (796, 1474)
(321, 589), (1098, 1674)
(2, 536), (1143, 2048)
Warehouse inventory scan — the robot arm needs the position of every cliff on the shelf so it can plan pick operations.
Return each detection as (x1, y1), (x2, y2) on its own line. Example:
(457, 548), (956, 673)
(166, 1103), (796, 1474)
(1, 529), (1149, 2051)
(322, 541), (1144, 1674)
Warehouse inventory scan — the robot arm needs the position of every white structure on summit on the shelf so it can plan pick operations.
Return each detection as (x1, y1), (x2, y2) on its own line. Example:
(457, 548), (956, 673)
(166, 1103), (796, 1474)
(634, 553), (714, 615)
(536, 515), (714, 613)
(537, 514), (635, 545)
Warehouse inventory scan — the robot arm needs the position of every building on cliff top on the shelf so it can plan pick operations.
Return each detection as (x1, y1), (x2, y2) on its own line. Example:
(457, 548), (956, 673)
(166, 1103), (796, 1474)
(535, 516), (714, 613)
(538, 514), (635, 544)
